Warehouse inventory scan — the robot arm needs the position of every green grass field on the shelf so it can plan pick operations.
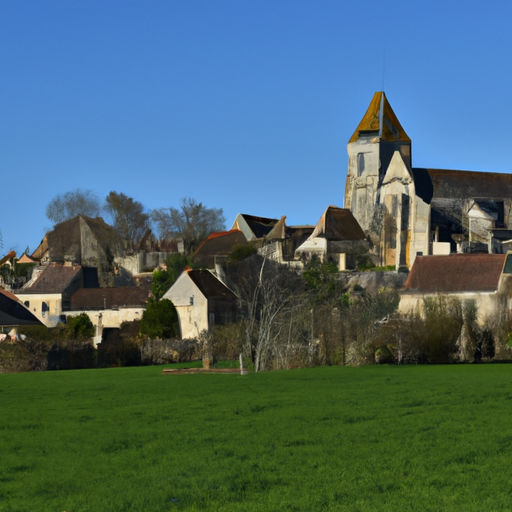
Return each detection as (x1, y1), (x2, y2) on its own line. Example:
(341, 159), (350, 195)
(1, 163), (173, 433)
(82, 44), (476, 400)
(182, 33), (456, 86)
(2, 363), (512, 511)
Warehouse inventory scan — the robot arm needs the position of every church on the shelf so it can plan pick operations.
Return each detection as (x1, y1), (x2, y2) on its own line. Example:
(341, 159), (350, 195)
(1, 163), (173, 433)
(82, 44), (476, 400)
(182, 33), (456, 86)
(344, 92), (512, 269)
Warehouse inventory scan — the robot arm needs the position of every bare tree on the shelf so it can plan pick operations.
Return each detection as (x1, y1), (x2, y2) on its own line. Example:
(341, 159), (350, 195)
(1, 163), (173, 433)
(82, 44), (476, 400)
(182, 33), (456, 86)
(152, 198), (226, 254)
(104, 192), (151, 254)
(224, 254), (305, 371)
(46, 189), (101, 225)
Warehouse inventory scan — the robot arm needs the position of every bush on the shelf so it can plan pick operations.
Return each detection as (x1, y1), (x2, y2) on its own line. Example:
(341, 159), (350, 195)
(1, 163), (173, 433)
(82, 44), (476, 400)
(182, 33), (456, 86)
(66, 313), (95, 339)
(139, 298), (179, 339)
(228, 243), (257, 262)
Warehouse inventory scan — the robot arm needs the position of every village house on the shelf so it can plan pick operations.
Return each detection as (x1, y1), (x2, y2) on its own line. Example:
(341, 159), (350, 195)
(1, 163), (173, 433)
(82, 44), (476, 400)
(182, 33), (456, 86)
(14, 263), (84, 327)
(163, 269), (237, 339)
(294, 206), (369, 269)
(68, 286), (150, 346)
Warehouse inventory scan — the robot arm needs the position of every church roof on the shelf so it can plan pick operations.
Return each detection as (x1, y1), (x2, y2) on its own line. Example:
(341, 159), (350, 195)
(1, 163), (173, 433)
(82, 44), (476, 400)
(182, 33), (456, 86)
(412, 168), (512, 205)
(349, 91), (410, 144)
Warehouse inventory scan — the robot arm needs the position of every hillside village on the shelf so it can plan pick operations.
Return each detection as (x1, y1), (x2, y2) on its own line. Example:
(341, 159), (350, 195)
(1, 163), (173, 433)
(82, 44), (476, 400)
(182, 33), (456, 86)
(2, 91), (512, 370)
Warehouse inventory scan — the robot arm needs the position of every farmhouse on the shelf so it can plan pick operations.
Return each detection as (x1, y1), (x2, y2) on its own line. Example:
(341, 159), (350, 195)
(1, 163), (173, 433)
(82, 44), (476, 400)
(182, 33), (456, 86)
(163, 269), (237, 339)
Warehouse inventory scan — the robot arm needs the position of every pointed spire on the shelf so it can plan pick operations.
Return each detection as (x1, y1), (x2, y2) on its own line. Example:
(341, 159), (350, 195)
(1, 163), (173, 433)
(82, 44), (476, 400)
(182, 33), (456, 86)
(349, 92), (410, 144)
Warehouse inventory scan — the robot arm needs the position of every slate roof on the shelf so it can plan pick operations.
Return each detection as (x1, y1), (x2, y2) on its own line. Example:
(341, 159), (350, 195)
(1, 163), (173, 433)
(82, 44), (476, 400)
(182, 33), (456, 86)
(403, 254), (506, 294)
(193, 230), (248, 268)
(349, 91), (410, 144)
(70, 286), (150, 310)
(0, 288), (43, 326)
(310, 206), (366, 241)
(187, 270), (237, 300)
(21, 263), (82, 294)
(412, 168), (512, 205)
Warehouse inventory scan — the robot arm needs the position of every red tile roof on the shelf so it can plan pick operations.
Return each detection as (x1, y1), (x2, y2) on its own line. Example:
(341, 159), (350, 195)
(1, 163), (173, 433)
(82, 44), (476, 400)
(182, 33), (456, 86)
(403, 254), (506, 294)
(193, 230), (247, 268)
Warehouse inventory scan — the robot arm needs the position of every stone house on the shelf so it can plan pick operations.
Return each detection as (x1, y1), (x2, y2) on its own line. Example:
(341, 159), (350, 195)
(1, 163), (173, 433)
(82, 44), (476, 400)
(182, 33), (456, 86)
(68, 286), (151, 346)
(294, 206), (369, 269)
(15, 263), (84, 327)
(163, 269), (238, 339)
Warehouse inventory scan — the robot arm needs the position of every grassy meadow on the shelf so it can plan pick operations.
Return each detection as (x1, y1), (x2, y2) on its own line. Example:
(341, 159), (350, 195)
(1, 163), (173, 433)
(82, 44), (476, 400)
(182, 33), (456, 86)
(2, 363), (512, 511)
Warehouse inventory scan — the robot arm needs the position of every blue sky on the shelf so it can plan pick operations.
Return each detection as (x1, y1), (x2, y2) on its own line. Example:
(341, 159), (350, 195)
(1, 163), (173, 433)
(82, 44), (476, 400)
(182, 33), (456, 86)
(2, 0), (512, 253)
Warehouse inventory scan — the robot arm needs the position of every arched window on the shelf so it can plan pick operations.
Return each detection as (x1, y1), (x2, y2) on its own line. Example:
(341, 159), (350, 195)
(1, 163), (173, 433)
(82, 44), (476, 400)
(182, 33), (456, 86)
(357, 153), (365, 176)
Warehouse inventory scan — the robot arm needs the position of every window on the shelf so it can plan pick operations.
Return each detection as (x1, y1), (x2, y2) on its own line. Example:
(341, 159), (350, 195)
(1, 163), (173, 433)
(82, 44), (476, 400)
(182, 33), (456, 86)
(357, 153), (365, 176)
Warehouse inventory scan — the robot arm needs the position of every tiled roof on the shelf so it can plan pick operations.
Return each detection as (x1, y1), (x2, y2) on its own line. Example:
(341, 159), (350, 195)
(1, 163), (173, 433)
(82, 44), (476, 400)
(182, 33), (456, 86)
(403, 254), (506, 294)
(193, 230), (247, 268)
(0, 287), (42, 326)
(70, 286), (150, 310)
(187, 270), (237, 300)
(21, 263), (82, 294)
(17, 254), (35, 264)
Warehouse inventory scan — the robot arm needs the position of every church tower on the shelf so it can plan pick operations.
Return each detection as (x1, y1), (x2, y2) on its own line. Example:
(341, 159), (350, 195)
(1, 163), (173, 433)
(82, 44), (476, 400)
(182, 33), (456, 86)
(344, 92), (411, 233)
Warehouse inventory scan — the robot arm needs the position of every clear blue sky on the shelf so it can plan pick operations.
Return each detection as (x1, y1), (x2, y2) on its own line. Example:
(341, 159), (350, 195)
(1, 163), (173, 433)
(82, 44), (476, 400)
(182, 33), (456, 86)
(2, 0), (512, 253)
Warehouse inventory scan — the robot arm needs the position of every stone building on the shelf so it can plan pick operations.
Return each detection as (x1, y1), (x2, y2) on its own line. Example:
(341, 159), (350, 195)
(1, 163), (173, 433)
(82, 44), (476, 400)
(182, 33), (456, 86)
(345, 92), (512, 269)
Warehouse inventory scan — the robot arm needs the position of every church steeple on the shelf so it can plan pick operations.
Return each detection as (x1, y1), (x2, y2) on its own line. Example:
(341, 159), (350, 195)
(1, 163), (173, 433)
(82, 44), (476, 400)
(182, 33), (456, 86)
(348, 91), (410, 144)
(345, 92), (412, 233)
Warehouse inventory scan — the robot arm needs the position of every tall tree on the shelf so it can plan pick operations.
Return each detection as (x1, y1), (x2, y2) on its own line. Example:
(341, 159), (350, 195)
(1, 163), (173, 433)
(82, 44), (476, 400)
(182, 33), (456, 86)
(46, 189), (101, 225)
(152, 198), (226, 254)
(104, 192), (151, 254)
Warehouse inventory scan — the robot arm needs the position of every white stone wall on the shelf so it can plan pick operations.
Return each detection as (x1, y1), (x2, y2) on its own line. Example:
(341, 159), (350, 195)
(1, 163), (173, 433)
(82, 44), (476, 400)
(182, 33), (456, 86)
(163, 273), (208, 339)
(14, 292), (63, 327)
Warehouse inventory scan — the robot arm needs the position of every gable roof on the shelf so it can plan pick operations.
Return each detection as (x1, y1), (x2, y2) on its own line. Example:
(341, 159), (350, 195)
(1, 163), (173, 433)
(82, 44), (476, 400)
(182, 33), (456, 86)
(349, 91), (410, 144)
(20, 263), (82, 294)
(70, 286), (150, 310)
(232, 214), (280, 240)
(187, 270), (237, 300)
(18, 254), (35, 264)
(193, 230), (248, 268)
(403, 254), (506, 294)
(310, 206), (366, 241)
(0, 288), (43, 326)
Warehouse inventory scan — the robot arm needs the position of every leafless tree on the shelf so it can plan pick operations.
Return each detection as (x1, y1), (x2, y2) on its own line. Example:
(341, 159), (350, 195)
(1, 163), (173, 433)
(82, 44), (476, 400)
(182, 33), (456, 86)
(152, 198), (226, 254)
(104, 192), (151, 254)
(224, 254), (305, 371)
(46, 189), (101, 225)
